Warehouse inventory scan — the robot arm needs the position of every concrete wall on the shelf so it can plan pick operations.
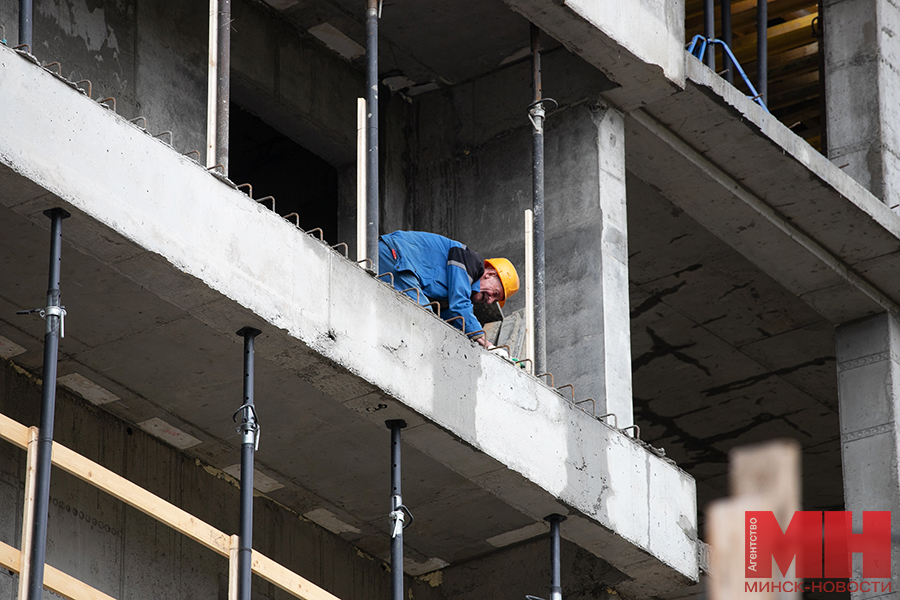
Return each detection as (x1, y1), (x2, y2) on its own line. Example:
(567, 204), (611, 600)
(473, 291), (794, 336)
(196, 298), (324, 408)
(0, 0), (364, 166)
(0, 358), (442, 600)
(405, 48), (629, 421)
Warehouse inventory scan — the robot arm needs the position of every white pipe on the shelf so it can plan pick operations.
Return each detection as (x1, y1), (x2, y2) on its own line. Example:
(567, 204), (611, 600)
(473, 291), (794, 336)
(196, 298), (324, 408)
(525, 209), (535, 370)
(206, 0), (218, 168)
(357, 98), (367, 263)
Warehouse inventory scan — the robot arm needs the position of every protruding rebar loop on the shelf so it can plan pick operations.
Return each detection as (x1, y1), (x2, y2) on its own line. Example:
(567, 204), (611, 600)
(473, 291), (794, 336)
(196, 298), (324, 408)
(207, 164), (225, 173)
(517, 357), (534, 373)
(357, 258), (373, 270)
(98, 97), (116, 112)
(444, 316), (465, 331)
(536, 372), (554, 387)
(489, 344), (511, 354)
(154, 130), (173, 145)
(556, 383), (575, 401)
(75, 79), (92, 98)
(256, 196), (275, 211)
(283, 213), (300, 227)
(13, 44), (30, 52)
(426, 301), (441, 314)
(377, 272), (395, 286)
(237, 183), (253, 198)
(307, 228), (324, 241)
(183, 150), (201, 162)
(129, 116), (147, 129)
(596, 413), (618, 428)
(466, 330), (486, 340)
(620, 425), (640, 440)
(398, 287), (421, 303)
(574, 398), (595, 416)
(42, 61), (61, 74)
(331, 242), (349, 257)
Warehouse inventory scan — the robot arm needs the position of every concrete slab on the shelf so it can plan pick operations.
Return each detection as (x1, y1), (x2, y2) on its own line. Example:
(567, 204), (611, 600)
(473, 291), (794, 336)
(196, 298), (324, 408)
(0, 43), (698, 593)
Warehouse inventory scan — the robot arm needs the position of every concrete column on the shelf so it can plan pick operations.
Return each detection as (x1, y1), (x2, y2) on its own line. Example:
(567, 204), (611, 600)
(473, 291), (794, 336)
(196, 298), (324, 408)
(823, 0), (900, 207)
(835, 313), (900, 597)
(546, 102), (633, 428)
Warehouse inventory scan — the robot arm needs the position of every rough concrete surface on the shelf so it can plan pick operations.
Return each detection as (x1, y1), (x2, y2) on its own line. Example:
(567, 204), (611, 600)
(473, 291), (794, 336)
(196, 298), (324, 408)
(0, 41), (698, 596)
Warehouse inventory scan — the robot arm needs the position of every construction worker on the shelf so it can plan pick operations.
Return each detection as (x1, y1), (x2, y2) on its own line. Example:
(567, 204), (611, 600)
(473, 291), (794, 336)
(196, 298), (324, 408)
(378, 230), (519, 348)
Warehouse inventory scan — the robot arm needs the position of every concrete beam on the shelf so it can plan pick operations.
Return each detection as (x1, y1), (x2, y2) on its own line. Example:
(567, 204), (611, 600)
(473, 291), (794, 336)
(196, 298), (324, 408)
(0, 45), (698, 595)
(503, 0), (685, 110)
(626, 54), (900, 325)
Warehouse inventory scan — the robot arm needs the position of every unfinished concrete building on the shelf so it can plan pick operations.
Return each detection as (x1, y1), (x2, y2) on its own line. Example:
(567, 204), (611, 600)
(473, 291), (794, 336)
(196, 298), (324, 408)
(0, 0), (897, 598)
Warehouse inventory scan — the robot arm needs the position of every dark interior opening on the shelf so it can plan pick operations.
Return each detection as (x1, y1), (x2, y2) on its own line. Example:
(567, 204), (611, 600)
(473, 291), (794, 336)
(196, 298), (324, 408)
(229, 104), (338, 243)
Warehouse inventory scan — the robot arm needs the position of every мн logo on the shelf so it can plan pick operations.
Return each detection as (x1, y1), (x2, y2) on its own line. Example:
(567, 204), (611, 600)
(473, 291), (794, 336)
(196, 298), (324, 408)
(745, 511), (891, 578)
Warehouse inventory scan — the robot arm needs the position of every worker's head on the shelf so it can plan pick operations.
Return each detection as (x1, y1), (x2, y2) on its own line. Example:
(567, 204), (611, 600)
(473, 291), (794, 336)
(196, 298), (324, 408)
(473, 258), (519, 308)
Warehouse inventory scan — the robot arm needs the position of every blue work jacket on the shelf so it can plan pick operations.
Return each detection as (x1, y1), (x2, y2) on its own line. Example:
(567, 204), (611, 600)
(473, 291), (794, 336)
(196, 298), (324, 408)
(380, 231), (484, 335)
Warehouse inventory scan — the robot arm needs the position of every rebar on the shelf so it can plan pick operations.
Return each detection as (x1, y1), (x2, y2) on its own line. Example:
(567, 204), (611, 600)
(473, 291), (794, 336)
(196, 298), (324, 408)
(42, 62), (61, 74)
(13, 44), (30, 52)
(621, 425), (641, 440)
(536, 372), (554, 387)
(208, 164), (225, 173)
(183, 150), (201, 162)
(556, 384), (574, 401)
(596, 413), (618, 428)
(331, 242), (348, 257)
(377, 272), (395, 286)
(466, 330), (486, 339)
(444, 316), (465, 331)
(307, 228), (324, 241)
(98, 97), (116, 112)
(357, 258), (373, 270)
(75, 79), (91, 98)
(284, 213), (300, 227)
(237, 183), (253, 197)
(154, 131), (173, 145)
(574, 398), (595, 416)
(516, 357), (534, 373)
(489, 344), (511, 354)
(426, 301), (441, 314)
(256, 196), (275, 211)
(129, 116), (147, 128)
(398, 287), (421, 303)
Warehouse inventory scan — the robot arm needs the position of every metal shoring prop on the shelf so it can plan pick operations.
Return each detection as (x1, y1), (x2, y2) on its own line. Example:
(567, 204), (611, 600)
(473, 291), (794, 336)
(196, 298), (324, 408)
(757, 0), (768, 105)
(529, 24), (556, 376)
(234, 327), (262, 600)
(721, 0), (734, 84)
(365, 0), (380, 272)
(703, 0), (715, 69)
(216, 0), (232, 174)
(386, 419), (412, 600)
(546, 514), (566, 600)
(25, 208), (71, 600)
(19, 0), (32, 50)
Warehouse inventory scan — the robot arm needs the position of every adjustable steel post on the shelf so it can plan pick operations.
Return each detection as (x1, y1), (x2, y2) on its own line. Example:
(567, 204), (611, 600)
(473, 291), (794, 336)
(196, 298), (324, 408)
(365, 0), (380, 272)
(529, 23), (550, 376)
(386, 419), (410, 600)
(235, 327), (261, 600)
(703, 0), (715, 69)
(216, 0), (232, 175)
(546, 514), (566, 600)
(721, 0), (734, 84)
(25, 208), (70, 600)
(19, 0), (32, 49)
(756, 0), (768, 105)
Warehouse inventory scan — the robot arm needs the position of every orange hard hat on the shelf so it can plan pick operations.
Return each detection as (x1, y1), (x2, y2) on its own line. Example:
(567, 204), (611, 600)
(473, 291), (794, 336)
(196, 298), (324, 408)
(484, 258), (519, 308)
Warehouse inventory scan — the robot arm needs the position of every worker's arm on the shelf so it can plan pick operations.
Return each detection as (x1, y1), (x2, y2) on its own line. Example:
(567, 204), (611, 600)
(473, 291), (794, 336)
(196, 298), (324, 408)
(441, 254), (484, 340)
